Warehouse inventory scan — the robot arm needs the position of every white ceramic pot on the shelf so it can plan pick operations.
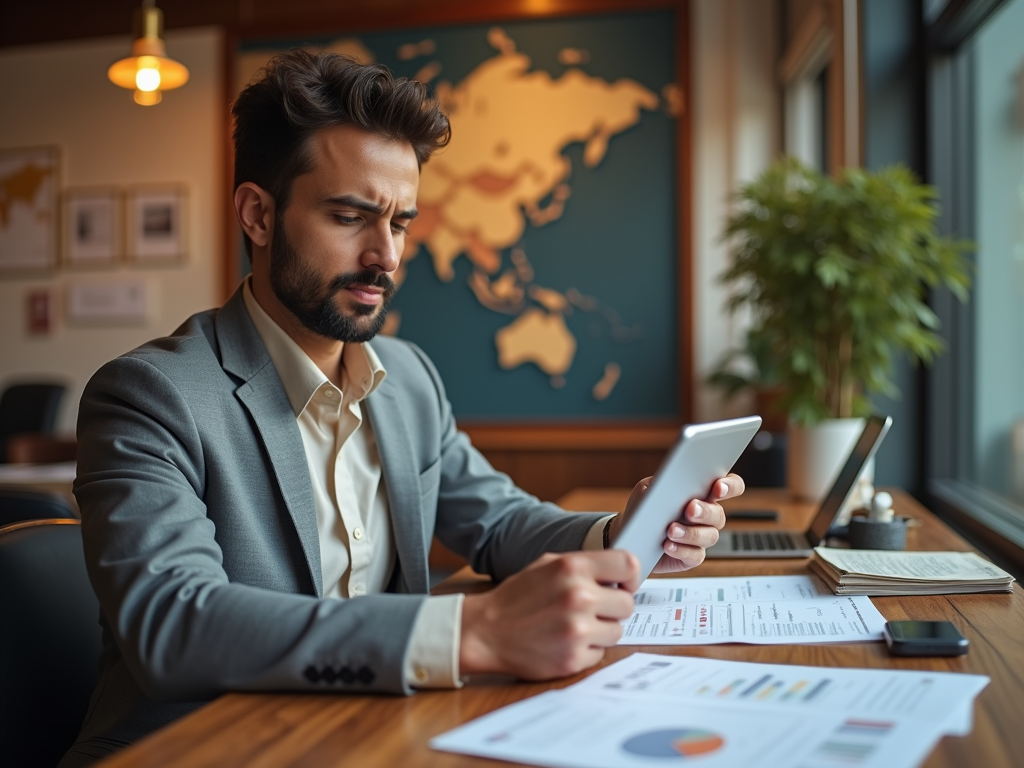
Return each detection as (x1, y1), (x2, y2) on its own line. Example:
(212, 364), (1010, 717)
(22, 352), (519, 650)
(787, 418), (866, 501)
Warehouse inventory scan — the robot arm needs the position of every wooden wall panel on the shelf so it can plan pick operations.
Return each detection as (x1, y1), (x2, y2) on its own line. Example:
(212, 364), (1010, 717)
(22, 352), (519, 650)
(481, 447), (669, 505)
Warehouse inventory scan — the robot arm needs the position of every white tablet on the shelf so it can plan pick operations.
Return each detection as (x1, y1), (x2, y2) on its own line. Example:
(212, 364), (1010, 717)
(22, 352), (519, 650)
(613, 416), (762, 579)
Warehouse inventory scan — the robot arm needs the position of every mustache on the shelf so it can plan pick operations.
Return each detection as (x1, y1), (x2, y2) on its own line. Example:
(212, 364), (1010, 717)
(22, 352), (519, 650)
(327, 270), (396, 301)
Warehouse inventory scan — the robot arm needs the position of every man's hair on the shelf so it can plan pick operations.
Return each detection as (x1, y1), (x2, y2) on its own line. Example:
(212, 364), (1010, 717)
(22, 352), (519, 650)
(232, 49), (451, 254)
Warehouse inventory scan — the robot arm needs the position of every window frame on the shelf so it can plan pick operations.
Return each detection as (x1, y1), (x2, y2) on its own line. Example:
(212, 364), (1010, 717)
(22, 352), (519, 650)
(922, 0), (1024, 575)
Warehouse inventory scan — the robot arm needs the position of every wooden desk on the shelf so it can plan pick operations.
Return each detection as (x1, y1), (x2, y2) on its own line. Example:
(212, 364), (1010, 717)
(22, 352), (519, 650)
(99, 490), (1023, 768)
(0, 460), (78, 512)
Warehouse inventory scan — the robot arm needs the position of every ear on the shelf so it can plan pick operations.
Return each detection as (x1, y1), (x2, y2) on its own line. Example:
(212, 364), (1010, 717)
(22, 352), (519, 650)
(234, 182), (274, 249)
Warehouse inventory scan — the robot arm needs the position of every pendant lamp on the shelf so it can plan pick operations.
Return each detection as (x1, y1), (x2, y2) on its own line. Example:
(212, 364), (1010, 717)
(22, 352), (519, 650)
(107, 0), (189, 106)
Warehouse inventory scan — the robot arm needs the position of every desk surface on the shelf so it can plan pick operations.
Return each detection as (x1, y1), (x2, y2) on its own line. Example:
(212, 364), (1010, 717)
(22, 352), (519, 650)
(99, 489), (1024, 768)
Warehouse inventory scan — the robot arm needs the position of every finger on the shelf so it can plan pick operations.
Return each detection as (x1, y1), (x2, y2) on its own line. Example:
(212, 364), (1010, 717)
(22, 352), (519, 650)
(661, 541), (707, 569)
(587, 549), (641, 589)
(593, 585), (639, 621)
(684, 499), (727, 530)
(666, 522), (720, 550)
(710, 473), (745, 501)
(589, 616), (627, 648)
(635, 476), (653, 492)
(622, 476), (654, 519)
(574, 646), (607, 672)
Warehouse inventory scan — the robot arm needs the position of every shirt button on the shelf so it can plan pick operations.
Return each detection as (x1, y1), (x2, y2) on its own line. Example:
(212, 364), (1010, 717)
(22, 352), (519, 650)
(324, 388), (335, 398)
(351, 582), (364, 595)
(413, 666), (429, 684)
(352, 527), (363, 540)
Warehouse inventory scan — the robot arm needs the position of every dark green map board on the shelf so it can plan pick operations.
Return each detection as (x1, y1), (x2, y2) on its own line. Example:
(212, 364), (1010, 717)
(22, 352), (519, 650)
(240, 10), (679, 420)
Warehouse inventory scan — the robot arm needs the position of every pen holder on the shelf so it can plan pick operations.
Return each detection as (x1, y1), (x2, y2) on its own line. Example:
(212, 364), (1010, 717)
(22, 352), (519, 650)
(847, 516), (909, 550)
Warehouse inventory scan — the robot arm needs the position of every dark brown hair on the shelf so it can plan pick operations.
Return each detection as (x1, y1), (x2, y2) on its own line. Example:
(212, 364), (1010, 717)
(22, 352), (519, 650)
(232, 49), (451, 254)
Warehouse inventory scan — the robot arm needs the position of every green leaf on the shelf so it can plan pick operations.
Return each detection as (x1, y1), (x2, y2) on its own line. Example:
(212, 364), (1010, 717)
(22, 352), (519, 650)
(717, 156), (975, 424)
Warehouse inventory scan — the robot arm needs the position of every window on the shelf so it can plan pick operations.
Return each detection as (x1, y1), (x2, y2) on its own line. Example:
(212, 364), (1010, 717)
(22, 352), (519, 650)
(926, 0), (1024, 564)
(780, 0), (859, 173)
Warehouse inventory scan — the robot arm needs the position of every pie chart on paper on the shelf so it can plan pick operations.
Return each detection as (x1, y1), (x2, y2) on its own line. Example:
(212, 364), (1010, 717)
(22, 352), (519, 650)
(621, 728), (726, 758)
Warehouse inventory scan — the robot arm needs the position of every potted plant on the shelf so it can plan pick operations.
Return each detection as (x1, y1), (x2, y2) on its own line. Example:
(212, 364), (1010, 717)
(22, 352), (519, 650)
(706, 326), (788, 434)
(718, 157), (971, 498)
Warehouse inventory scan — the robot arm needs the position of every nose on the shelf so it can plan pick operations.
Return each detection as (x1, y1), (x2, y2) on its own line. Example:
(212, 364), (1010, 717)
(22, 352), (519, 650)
(362, 220), (401, 274)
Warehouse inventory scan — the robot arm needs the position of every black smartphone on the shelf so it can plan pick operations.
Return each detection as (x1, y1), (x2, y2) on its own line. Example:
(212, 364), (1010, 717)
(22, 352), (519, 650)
(883, 620), (969, 657)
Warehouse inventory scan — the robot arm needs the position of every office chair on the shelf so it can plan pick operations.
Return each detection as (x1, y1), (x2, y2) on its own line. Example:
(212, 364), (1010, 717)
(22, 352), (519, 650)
(0, 519), (102, 768)
(0, 489), (77, 528)
(0, 382), (67, 463)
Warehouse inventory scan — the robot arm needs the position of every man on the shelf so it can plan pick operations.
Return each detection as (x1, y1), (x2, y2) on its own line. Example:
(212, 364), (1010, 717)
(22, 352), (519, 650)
(61, 50), (743, 766)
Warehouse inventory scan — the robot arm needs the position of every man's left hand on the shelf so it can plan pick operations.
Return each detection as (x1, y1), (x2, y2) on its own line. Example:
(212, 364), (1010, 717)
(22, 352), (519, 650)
(607, 474), (745, 573)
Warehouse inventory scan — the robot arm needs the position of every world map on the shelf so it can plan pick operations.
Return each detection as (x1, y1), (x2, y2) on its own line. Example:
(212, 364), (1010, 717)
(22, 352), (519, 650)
(0, 147), (57, 270)
(396, 27), (663, 396)
(240, 11), (679, 419)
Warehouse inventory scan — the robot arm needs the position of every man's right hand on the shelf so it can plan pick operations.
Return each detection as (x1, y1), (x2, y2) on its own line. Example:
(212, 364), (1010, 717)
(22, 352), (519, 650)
(458, 550), (640, 680)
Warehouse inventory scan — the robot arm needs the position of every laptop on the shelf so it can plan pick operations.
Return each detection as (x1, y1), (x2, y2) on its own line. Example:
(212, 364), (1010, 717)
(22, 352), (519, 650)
(704, 414), (893, 558)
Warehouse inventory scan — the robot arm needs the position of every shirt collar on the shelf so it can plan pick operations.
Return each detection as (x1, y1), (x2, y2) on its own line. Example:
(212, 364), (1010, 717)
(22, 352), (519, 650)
(242, 279), (386, 417)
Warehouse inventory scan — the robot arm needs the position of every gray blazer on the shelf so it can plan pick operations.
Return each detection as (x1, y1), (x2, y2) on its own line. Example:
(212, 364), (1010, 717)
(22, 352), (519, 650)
(62, 288), (602, 765)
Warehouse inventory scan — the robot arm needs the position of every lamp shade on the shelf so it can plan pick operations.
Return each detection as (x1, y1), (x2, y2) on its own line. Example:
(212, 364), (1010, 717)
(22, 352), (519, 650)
(107, 4), (189, 105)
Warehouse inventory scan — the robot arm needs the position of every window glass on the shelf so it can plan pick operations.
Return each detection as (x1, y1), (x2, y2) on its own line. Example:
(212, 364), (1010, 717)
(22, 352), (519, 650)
(970, 0), (1024, 503)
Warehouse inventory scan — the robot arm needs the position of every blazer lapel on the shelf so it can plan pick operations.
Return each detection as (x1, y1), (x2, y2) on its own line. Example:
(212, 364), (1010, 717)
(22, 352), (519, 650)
(215, 289), (324, 597)
(365, 381), (429, 595)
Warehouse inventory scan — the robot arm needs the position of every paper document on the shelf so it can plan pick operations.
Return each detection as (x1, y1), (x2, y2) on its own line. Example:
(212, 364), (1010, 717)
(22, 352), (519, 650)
(812, 548), (1015, 595)
(622, 579), (886, 644)
(433, 689), (946, 768)
(433, 654), (989, 768)
(634, 575), (832, 605)
(574, 652), (988, 736)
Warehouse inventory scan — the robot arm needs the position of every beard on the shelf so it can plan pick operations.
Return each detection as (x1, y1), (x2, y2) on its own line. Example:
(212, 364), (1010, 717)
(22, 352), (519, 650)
(269, 217), (396, 343)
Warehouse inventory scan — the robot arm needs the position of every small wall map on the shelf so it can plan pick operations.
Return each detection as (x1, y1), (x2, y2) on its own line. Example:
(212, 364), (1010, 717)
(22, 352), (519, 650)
(239, 11), (679, 420)
(0, 146), (58, 271)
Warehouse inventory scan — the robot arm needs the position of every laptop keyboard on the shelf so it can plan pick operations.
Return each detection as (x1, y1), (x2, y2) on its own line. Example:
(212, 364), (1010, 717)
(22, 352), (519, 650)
(731, 531), (802, 552)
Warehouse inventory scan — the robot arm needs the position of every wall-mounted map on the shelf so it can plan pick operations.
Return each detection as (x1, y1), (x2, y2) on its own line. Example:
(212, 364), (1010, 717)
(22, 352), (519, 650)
(0, 146), (58, 272)
(239, 10), (680, 421)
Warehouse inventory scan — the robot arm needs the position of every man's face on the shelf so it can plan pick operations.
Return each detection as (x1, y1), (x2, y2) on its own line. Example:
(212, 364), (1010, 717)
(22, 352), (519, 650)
(270, 124), (419, 343)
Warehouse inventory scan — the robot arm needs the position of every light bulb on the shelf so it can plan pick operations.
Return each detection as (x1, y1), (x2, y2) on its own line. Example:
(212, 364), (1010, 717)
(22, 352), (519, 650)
(136, 67), (161, 92)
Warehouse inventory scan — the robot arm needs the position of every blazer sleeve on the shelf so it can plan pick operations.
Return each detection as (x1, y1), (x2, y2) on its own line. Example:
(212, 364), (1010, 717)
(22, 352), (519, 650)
(402, 344), (607, 582)
(76, 354), (426, 701)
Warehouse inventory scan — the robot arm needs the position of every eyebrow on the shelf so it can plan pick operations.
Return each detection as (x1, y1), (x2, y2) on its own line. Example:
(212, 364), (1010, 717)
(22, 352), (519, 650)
(324, 194), (418, 220)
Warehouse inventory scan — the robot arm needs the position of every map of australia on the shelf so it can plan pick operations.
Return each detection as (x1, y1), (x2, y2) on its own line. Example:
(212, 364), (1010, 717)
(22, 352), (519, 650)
(399, 28), (660, 394)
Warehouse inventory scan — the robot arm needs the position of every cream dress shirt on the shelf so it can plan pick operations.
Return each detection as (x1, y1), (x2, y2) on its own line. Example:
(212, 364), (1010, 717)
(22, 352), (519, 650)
(243, 282), (460, 687)
(242, 281), (612, 688)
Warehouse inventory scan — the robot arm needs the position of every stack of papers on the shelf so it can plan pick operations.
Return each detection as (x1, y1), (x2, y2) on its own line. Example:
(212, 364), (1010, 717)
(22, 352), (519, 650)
(810, 548), (1016, 595)
(432, 653), (989, 768)
(619, 575), (888, 645)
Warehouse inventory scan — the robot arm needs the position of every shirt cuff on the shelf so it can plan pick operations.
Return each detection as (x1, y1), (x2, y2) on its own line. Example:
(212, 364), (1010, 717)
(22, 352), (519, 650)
(405, 593), (464, 689)
(582, 514), (617, 551)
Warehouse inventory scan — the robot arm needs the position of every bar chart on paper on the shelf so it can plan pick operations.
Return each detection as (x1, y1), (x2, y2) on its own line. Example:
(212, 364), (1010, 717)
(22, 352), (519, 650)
(691, 673), (830, 702)
(579, 654), (988, 735)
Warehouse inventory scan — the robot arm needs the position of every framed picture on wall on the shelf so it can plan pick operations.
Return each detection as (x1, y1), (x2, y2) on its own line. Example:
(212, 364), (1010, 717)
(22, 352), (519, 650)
(128, 185), (187, 264)
(0, 145), (60, 273)
(63, 187), (122, 267)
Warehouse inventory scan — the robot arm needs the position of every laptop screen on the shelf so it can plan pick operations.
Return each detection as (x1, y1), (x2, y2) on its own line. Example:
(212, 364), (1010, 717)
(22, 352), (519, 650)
(806, 415), (893, 546)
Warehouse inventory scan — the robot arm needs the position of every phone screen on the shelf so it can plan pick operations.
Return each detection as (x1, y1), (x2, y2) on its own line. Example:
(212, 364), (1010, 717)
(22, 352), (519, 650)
(888, 621), (964, 641)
